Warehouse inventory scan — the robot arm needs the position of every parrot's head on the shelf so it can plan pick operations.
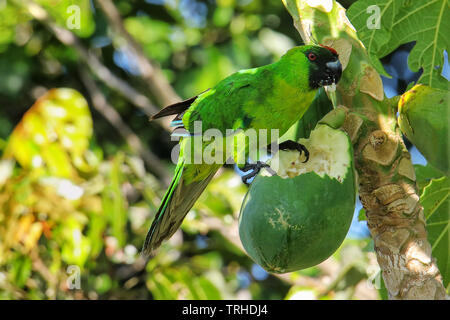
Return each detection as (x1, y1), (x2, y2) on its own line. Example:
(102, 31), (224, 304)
(305, 45), (342, 89)
(283, 45), (342, 89)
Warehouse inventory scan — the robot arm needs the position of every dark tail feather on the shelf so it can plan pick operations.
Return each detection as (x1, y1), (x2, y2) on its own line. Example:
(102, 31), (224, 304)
(142, 164), (183, 255)
(150, 89), (209, 120)
(142, 163), (218, 256)
(150, 96), (197, 120)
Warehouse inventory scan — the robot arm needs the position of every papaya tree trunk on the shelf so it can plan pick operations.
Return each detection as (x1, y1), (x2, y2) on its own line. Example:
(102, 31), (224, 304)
(282, 0), (446, 299)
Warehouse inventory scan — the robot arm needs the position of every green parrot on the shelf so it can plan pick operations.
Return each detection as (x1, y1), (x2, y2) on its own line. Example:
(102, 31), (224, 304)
(143, 44), (342, 256)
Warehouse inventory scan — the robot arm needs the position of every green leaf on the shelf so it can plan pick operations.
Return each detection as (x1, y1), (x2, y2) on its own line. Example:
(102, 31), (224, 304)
(421, 176), (450, 288)
(124, 16), (172, 63)
(384, 0), (449, 89)
(378, 276), (389, 300)
(87, 209), (107, 258)
(194, 276), (223, 299)
(9, 255), (32, 288)
(93, 273), (113, 295)
(0, 2), (31, 47)
(59, 216), (90, 266)
(103, 153), (128, 247)
(3, 88), (93, 178)
(37, 0), (95, 38)
(358, 208), (366, 222)
(414, 164), (445, 194)
(146, 272), (178, 299)
(347, 0), (400, 77)
(348, 0), (450, 89)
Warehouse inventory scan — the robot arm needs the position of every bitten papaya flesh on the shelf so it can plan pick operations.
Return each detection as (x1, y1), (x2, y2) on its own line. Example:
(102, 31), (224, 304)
(239, 124), (356, 273)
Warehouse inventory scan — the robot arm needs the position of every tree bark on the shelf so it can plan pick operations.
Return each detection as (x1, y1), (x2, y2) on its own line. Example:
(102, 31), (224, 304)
(282, 0), (446, 299)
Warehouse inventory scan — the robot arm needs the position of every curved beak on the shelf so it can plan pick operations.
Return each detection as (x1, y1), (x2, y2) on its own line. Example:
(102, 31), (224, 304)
(326, 60), (342, 84)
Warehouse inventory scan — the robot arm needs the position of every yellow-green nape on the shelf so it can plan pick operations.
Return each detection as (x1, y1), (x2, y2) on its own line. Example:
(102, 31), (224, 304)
(280, 45), (324, 59)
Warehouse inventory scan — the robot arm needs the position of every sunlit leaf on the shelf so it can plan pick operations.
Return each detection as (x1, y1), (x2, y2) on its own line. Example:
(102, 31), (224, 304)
(348, 0), (450, 89)
(59, 216), (91, 267)
(347, 0), (399, 77)
(36, 0), (95, 38)
(3, 88), (93, 178)
(9, 254), (32, 288)
(421, 176), (449, 288)
(147, 272), (178, 299)
(414, 164), (445, 194)
(195, 276), (222, 299)
(124, 16), (172, 63)
(0, 2), (31, 47)
(103, 153), (128, 247)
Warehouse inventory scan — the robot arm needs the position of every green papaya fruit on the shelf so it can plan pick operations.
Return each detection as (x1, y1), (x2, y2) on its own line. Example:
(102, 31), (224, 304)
(239, 124), (356, 273)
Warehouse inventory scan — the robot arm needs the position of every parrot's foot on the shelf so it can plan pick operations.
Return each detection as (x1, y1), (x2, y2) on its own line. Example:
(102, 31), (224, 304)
(277, 140), (310, 163)
(241, 161), (271, 185)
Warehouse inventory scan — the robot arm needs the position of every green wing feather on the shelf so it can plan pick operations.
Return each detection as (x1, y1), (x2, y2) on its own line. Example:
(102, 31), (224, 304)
(142, 149), (220, 256)
(183, 68), (274, 135)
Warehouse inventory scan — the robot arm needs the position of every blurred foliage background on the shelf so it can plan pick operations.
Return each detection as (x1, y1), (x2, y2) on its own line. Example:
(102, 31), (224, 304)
(0, 0), (431, 300)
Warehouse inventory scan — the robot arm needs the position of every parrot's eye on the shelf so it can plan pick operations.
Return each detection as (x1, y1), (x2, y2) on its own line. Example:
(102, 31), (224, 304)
(308, 52), (317, 61)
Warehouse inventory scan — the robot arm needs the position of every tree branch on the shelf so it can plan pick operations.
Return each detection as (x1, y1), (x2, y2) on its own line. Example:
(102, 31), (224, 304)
(79, 68), (171, 185)
(282, 0), (446, 299)
(16, 0), (171, 131)
(96, 0), (180, 107)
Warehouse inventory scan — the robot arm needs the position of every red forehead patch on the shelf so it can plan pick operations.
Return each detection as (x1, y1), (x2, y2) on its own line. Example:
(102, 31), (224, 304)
(319, 44), (338, 56)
